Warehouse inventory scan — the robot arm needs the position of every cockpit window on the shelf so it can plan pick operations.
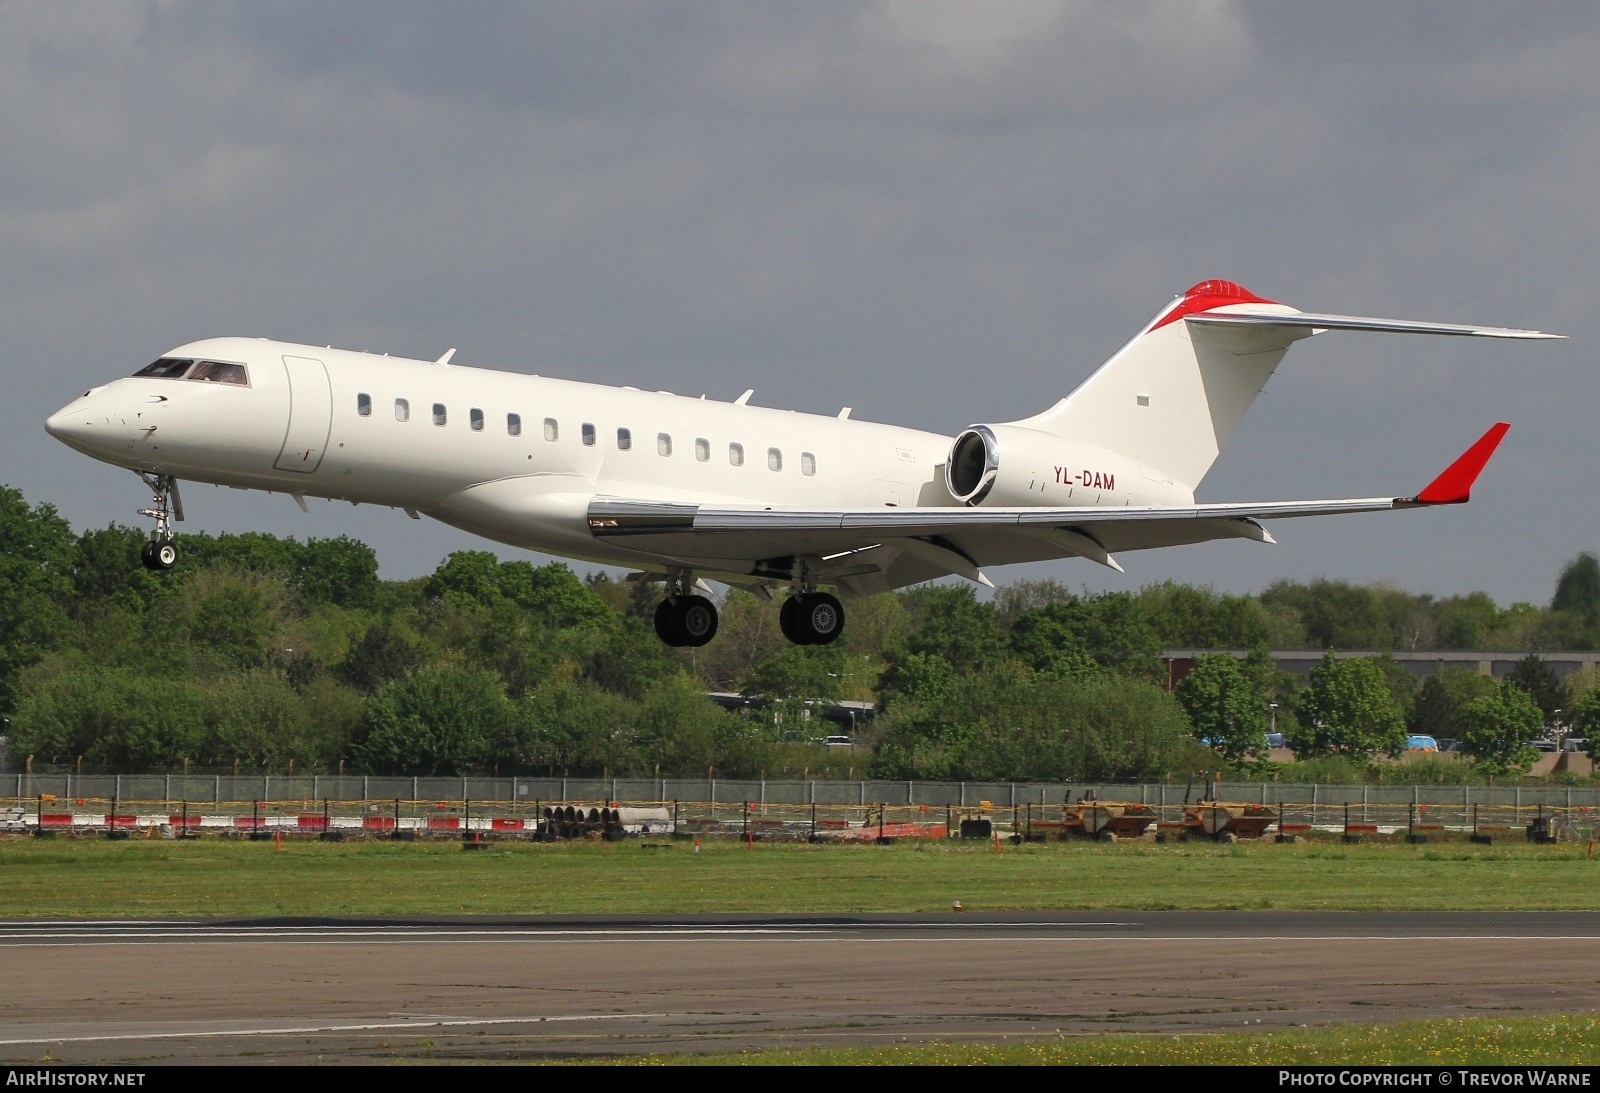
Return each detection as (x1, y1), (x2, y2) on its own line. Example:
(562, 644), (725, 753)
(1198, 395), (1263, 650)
(134, 358), (193, 379)
(187, 360), (249, 385)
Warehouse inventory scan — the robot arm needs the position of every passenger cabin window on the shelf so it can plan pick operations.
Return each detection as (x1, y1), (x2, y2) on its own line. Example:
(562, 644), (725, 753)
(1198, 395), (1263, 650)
(395, 398), (410, 422)
(729, 442), (744, 467)
(617, 427), (632, 451)
(507, 413), (522, 437)
(134, 358), (193, 379)
(768, 448), (783, 472)
(801, 452), (816, 476)
(582, 422), (596, 446)
(657, 433), (672, 456)
(543, 418), (558, 441)
(188, 361), (248, 385)
(357, 393), (372, 417)
(470, 408), (484, 432)
(695, 438), (710, 462)
(433, 403), (447, 427)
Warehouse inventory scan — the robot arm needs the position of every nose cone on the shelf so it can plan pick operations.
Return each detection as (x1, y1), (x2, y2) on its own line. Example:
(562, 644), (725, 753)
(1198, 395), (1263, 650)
(45, 397), (102, 454)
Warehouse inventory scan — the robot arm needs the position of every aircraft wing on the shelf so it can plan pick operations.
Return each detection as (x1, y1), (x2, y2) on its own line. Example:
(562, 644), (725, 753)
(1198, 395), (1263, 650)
(587, 423), (1510, 594)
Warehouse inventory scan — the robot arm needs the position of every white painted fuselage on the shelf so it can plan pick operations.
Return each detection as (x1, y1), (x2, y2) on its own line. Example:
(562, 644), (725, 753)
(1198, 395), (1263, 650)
(45, 336), (1181, 582)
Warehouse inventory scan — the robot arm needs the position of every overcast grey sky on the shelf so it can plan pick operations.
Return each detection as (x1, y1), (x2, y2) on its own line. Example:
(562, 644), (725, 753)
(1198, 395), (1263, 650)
(5, 2), (1594, 605)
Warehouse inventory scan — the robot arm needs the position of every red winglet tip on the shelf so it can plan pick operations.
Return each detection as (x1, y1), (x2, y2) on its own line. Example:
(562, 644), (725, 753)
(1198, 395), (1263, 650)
(1413, 422), (1510, 504)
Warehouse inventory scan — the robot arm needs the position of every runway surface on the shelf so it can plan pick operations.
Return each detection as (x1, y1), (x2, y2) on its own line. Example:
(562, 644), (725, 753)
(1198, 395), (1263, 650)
(0, 911), (1596, 1063)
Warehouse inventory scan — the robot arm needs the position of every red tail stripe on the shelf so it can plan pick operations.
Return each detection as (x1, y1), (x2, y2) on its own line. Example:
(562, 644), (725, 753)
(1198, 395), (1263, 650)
(1151, 280), (1278, 331)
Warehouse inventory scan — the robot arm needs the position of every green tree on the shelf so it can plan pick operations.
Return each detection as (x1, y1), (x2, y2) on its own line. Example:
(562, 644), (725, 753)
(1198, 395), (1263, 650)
(356, 664), (514, 775)
(1293, 653), (1407, 759)
(1174, 654), (1269, 762)
(201, 670), (318, 770)
(297, 536), (380, 608)
(1552, 552), (1600, 620)
(339, 620), (425, 692)
(1261, 580), (1393, 650)
(69, 525), (173, 613)
(1503, 654), (1565, 733)
(10, 665), (206, 769)
(0, 487), (76, 715)
(1458, 683), (1543, 776)
(1568, 683), (1600, 761)
(1409, 668), (1498, 741)
(892, 585), (1006, 674)
(181, 570), (296, 670)
(741, 644), (845, 702)
(872, 667), (1194, 782)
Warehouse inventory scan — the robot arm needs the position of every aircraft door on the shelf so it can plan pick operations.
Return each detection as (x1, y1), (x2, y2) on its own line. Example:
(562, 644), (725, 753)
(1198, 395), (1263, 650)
(274, 355), (333, 473)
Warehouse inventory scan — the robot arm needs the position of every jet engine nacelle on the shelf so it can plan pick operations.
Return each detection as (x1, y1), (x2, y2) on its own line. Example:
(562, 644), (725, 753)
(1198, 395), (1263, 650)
(944, 424), (1188, 507)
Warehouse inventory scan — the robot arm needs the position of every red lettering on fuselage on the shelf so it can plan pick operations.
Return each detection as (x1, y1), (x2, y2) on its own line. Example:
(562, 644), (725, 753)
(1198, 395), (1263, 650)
(1052, 467), (1115, 492)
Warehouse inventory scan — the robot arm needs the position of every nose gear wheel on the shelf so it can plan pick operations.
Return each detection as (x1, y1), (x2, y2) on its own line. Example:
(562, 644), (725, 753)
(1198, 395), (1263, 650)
(134, 472), (183, 572)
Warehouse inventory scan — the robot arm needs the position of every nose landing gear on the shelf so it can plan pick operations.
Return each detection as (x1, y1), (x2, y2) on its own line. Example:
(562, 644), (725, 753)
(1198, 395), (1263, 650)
(135, 472), (183, 572)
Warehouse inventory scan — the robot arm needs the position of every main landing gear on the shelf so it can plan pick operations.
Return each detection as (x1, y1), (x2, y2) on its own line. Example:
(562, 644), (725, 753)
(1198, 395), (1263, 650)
(647, 570), (846, 648)
(779, 590), (846, 646)
(653, 572), (719, 648)
(135, 472), (183, 572)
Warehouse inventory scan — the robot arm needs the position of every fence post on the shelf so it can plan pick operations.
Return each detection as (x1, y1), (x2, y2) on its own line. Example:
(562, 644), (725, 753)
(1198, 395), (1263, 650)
(313, 775), (319, 801)
(215, 775), (220, 807)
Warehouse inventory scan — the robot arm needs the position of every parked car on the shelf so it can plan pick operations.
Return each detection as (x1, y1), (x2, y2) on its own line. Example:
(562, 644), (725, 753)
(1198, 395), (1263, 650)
(1530, 739), (1558, 752)
(1264, 732), (1287, 750)
(823, 735), (856, 748)
(1406, 735), (1438, 751)
(1435, 738), (1459, 752)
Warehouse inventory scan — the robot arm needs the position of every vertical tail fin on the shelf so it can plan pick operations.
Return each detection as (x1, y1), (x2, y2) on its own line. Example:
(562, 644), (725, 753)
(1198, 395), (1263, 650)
(1015, 280), (1312, 491)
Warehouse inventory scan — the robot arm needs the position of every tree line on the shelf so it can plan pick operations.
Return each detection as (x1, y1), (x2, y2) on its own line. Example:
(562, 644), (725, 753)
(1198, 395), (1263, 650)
(4, 483), (1599, 782)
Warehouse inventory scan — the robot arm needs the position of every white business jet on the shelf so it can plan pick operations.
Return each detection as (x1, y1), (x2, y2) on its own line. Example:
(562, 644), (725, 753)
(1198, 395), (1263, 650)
(45, 280), (1559, 648)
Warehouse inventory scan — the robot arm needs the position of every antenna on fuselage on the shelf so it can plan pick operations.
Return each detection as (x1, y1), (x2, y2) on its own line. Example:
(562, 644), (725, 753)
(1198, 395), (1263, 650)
(734, 389), (754, 406)
(434, 348), (457, 366)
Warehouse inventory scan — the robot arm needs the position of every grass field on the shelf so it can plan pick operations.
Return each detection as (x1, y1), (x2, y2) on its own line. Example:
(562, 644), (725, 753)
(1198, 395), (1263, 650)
(617, 1016), (1600, 1066)
(0, 834), (1596, 917)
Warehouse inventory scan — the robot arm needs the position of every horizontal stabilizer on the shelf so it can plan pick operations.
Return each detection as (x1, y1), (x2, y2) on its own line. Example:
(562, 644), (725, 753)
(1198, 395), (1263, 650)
(1188, 312), (1564, 340)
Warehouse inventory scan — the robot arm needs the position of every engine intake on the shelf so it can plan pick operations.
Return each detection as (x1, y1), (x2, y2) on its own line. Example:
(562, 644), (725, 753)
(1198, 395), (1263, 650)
(946, 426), (999, 505)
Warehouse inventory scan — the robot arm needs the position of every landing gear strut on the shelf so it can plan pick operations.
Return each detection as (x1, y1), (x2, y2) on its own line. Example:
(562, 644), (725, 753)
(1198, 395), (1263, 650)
(653, 571), (719, 648)
(135, 472), (183, 572)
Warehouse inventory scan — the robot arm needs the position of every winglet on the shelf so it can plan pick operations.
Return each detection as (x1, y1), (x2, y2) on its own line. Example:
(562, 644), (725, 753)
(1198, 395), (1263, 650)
(1408, 422), (1510, 505)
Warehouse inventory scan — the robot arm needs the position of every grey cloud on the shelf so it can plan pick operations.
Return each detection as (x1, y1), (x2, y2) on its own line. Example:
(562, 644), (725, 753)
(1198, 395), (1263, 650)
(3, 2), (1595, 606)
